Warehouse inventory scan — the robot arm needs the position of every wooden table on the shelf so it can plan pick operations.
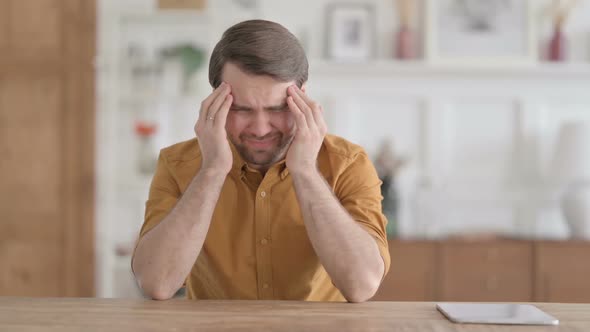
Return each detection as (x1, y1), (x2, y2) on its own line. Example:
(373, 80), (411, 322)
(1, 297), (588, 331)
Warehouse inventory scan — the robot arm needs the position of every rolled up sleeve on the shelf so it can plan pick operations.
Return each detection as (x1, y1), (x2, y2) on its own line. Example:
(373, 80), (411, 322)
(333, 151), (391, 278)
(131, 152), (181, 270)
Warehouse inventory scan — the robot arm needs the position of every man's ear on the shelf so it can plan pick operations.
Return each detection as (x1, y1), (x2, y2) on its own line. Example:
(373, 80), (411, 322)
(301, 83), (307, 93)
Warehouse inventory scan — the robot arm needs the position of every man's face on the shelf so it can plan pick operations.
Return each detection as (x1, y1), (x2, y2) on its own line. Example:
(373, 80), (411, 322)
(221, 62), (297, 171)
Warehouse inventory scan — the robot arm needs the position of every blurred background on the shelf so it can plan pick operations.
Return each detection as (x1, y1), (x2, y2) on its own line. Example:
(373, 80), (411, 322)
(2, 0), (590, 303)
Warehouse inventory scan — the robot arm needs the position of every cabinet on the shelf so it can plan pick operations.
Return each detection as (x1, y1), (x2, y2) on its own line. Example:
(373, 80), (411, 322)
(438, 240), (532, 302)
(535, 241), (590, 303)
(373, 239), (590, 303)
(371, 241), (436, 301)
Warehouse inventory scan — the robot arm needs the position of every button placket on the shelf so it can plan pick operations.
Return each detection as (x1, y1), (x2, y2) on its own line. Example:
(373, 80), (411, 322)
(258, 173), (280, 298)
(256, 169), (283, 299)
(255, 186), (271, 298)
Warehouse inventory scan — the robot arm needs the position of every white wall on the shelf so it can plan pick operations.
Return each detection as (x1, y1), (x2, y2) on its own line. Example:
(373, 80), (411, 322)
(96, 0), (590, 297)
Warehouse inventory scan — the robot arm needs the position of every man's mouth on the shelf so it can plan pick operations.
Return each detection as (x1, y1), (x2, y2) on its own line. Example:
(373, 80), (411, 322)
(243, 135), (279, 149)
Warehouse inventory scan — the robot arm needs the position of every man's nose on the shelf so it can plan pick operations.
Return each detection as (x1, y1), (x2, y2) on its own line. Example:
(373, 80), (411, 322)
(248, 111), (272, 137)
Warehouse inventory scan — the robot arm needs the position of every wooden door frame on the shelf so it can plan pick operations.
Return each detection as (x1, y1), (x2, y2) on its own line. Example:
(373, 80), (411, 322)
(61, 0), (97, 297)
(0, 0), (96, 297)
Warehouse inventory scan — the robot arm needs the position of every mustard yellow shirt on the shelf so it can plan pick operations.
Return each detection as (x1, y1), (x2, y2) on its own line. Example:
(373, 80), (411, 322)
(135, 134), (390, 301)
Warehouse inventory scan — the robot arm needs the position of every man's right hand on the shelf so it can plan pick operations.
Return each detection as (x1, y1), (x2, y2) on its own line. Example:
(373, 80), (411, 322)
(194, 82), (234, 175)
(135, 82), (233, 300)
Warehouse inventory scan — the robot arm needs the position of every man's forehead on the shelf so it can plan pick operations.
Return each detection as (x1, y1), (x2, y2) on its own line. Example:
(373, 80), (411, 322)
(230, 83), (290, 104)
(231, 94), (288, 109)
(222, 63), (293, 92)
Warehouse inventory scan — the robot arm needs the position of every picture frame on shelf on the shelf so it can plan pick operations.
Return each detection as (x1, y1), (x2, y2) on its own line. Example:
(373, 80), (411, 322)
(324, 3), (376, 61)
(425, 0), (537, 66)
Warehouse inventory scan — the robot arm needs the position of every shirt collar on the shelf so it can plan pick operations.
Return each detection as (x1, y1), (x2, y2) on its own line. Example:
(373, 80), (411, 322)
(229, 140), (247, 175)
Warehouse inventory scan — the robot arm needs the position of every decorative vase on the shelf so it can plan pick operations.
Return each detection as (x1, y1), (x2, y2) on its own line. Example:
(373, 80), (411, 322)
(135, 121), (158, 175)
(395, 25), (415, 60)
(548, 24), (567, 61)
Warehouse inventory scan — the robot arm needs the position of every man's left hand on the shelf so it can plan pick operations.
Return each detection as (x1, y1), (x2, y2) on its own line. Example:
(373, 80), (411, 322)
(285, 85), (328, 175)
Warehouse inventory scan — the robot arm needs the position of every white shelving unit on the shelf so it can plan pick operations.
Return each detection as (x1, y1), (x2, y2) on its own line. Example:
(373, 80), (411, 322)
(97, 0), (266, 298)
(97, 7), (215, 298)
(97, 0), (590, 298)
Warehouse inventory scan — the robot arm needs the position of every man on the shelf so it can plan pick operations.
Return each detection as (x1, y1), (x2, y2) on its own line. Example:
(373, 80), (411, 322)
(132, 20), (390, 302)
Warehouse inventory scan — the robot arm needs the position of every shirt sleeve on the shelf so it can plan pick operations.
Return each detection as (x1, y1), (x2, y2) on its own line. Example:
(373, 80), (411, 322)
(131, 152), (181, 271)
(333, 151), (391, 279)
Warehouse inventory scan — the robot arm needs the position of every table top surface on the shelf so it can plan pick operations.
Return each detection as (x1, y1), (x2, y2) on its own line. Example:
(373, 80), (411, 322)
(1, 297), (589, 331)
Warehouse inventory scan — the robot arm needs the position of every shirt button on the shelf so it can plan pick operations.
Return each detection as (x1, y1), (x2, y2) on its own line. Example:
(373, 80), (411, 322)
(260, 191), (266, 198)
(260, 238), (268, 245)
(262, 283), (269, 289)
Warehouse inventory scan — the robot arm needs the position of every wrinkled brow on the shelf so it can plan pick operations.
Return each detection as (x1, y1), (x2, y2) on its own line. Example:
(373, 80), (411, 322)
(231, 101), (288, 111)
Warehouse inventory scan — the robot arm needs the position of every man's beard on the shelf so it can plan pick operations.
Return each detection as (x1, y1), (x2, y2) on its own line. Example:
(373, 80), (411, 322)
(230, 132), (294, 169)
